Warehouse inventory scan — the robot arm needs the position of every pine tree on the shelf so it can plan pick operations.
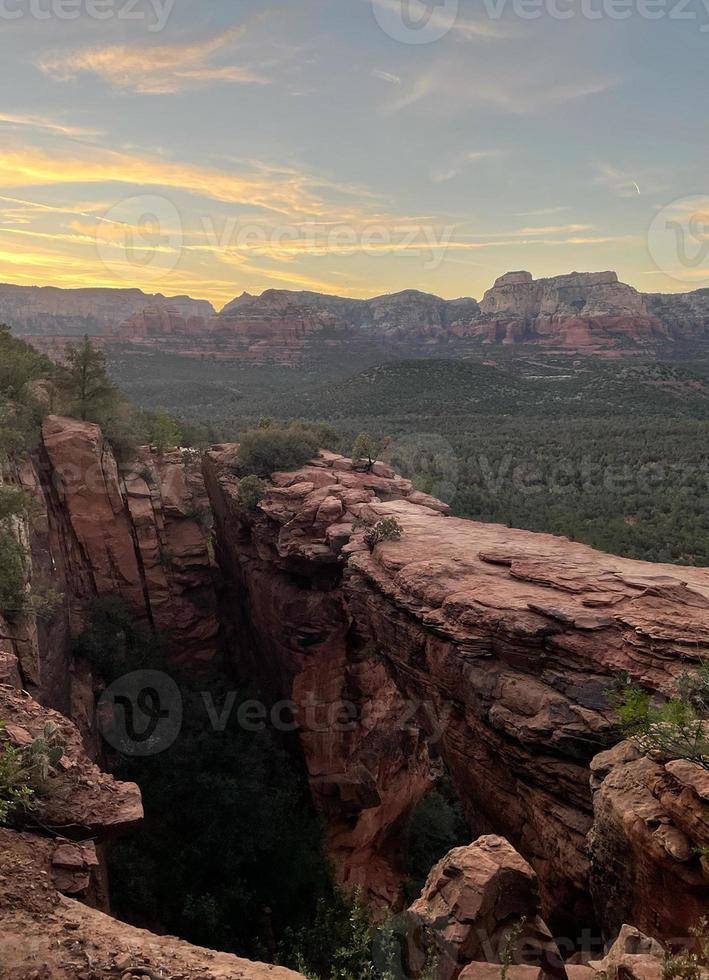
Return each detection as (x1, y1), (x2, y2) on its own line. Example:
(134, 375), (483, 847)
(62, 336), (117, 422)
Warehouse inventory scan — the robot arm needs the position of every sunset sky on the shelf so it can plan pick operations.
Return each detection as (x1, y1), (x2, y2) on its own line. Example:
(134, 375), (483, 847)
(0, 0), (707, 308)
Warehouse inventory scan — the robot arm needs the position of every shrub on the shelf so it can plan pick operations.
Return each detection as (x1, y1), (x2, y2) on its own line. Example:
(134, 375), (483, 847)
(0, 720), (65, 824)
(238, 475), (266, 511)
(363, 517), (402, 551)
(24, 722), (64, 790)
(0, 732), (34, 825)
(282, 892), (440, 980)
(611, 667), (709, 770)
(236, 424), (320, 477)
(662, 917), (709, 980)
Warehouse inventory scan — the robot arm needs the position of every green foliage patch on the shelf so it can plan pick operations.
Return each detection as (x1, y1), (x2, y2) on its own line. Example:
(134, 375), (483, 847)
(611, 665), (709, 770)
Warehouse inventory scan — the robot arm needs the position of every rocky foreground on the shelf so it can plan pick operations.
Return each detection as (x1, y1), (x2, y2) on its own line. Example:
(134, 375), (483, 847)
(1, 417), (707, 976)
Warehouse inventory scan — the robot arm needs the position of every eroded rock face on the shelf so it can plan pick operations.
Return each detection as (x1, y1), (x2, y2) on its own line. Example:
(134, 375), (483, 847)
(36, 416), (218, 667)
(408, 835), (567, 980)
(589, 741), (709, 939)
(0, 416), (219, 755)
(203, 448), (709, 937)
(477, 271), (665, 349)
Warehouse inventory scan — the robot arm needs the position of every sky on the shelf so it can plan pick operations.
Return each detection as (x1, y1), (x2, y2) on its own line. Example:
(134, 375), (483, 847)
(0, 0), (708, 309)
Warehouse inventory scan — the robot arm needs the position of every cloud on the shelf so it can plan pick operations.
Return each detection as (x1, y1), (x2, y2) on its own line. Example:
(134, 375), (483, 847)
(371, 69), (402, 85)
(38, 27), (269, 95)
(368, 0), (512, 41)
(0, 144), (367, 218)
(0, 112), (100, 138)
(516, 206), (571, 217)
(384, 60), (616, 116)
(430, 149), (501, 183)
(508, 223), (593, 236)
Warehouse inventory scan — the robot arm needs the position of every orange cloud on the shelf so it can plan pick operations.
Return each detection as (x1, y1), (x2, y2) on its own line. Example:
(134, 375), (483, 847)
(38, 27), (269, 95)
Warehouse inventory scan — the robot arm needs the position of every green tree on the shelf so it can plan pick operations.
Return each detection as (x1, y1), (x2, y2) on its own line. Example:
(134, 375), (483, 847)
(151, 410), (181, 455)
(62, 336), (117, 422)
(351, 433), (377, 472)
(352, 433), (391, 473)
(611, 666), (709, 770)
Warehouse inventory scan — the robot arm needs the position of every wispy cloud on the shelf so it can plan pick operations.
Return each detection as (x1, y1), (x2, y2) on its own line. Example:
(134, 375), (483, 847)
(430, 149), (501, 183)
(516, 206), (571, 218)
(38, 27), (269, 95)
(0, 112), (100, 138)
(0, 144), (369, 217)
(368, 0), (512, 41)
(385, 61), (616, 116)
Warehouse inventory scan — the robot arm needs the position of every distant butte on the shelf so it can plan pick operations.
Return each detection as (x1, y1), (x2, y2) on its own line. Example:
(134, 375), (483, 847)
(4, 271), (709, 361)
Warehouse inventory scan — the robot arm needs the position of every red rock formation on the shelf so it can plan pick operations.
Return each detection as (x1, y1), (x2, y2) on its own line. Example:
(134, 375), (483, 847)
(0, 282), (213, 337)
(38, 417), (219, 667)
(589, 741), (709, 939)
(408, 835), (567, 980)
(202, 448), (709, 938)
(0, 416), (219, 754)
(11, 272), (709, 362)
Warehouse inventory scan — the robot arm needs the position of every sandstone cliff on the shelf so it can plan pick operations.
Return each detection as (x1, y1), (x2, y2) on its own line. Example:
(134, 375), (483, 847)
(202, 447), (709, 941)
(2, 416), (219, 731)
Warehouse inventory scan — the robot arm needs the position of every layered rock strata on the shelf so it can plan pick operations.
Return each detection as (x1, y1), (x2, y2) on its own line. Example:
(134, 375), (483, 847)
(202, 447), (709, 939)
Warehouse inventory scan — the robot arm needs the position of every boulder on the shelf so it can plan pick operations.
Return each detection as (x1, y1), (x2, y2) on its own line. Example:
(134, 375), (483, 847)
(407, 836), (567, 980)
(587, 925), (664, 980)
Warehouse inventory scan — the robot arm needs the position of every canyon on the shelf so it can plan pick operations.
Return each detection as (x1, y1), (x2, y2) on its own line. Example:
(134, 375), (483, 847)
(1, 416), (707, 977)
(6, 271), (709, 365)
